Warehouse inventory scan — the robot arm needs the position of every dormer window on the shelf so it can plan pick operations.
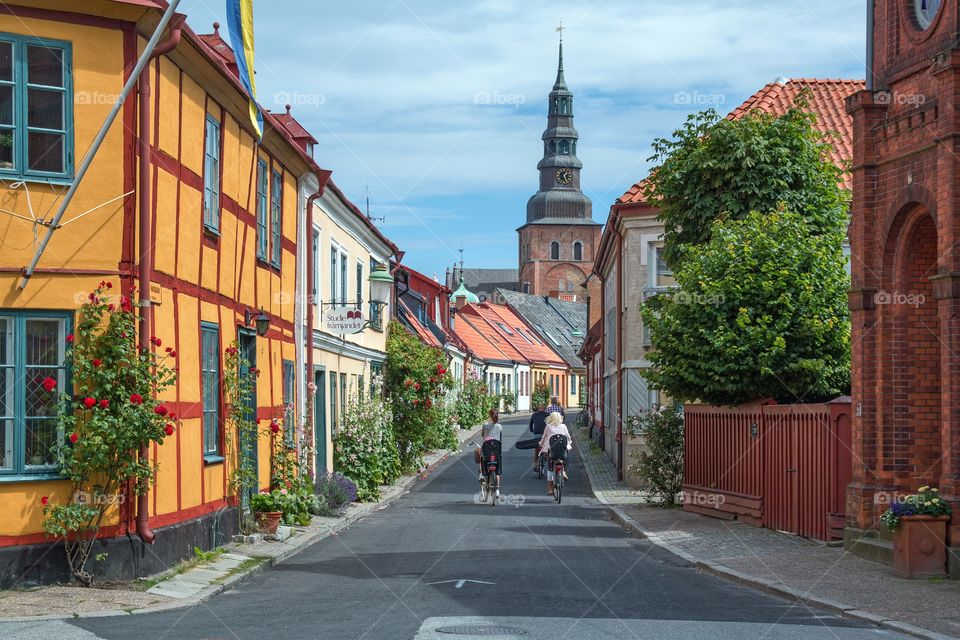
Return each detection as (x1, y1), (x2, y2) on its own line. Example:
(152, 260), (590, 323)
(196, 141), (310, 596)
(307, 142), (315, 158)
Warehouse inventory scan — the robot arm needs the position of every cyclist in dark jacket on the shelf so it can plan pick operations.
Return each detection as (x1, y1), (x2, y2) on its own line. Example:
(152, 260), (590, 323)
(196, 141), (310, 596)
(529, 404), (549, 471)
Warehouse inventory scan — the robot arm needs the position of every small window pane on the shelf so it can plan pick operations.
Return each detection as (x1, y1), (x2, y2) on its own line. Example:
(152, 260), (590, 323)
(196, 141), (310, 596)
(0, 85), (13, 126)
(25, 318), (62, 365)
(0, 42), (13, 81)
(0, 419), (12, 470)
(27, 45), (63, 88)
(25, 417), (57, 467)
(0, 317), (10, 364)
(27, 131), (64, 173)
(27, 88), (63, 129)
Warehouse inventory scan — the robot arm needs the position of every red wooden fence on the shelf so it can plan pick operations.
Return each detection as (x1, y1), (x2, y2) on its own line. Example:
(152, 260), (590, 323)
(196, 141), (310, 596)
(683, 398), (852, 541)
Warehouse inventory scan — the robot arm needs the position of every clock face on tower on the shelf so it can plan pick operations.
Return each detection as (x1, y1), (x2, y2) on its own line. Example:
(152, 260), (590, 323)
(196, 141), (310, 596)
(915, 0), (942, 29)
(556, 168), (573, 185)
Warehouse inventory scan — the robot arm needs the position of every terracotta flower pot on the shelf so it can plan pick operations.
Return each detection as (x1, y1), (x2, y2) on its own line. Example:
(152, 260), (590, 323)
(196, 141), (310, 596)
(893, 514), (949, 579)
(254, 510), (283, 535)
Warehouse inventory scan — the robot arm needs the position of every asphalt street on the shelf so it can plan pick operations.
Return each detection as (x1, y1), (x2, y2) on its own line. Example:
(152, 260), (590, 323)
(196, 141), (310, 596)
(11, 413), (906, 639)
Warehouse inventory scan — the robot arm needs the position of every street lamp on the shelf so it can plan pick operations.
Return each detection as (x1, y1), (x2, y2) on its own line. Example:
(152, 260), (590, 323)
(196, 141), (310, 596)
(570, 329), (585, 351)
(244, 308), (271, 336)
(368, 264), (394, 311)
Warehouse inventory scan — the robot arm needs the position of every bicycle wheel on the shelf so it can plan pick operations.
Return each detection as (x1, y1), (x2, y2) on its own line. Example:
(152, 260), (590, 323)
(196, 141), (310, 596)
(478, 473), (488, 503)
(487, 470), (497, 506)
(537, 455), (544, 480)
(554, 467), (563, 503)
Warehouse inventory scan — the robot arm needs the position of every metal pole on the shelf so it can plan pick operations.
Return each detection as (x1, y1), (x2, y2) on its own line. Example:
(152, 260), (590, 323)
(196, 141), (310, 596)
(18, 0), (183, 289)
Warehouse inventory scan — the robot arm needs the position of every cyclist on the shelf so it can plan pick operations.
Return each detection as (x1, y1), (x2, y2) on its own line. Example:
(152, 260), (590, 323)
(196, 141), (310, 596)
(479, 408), (503, 499)
(546, 396), (565, 421)
(539, 411), (572, 495)
(528, 403), (549, 472)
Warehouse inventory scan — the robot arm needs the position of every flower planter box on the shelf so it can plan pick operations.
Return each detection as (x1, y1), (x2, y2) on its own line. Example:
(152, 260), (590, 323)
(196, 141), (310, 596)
(254, 510), (283, 535)
(893, 514), (949, 579)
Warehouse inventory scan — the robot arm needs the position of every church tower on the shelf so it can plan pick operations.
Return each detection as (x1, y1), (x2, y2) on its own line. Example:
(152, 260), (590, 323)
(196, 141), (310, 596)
(518, 34), (601, 299)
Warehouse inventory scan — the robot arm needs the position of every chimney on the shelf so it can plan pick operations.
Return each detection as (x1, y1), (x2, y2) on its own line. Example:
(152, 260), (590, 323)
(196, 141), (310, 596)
(455, 294), (467, 310)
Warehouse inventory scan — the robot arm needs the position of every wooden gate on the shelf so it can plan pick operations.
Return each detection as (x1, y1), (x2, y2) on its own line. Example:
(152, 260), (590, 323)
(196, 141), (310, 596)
(683, 399), (851, 541)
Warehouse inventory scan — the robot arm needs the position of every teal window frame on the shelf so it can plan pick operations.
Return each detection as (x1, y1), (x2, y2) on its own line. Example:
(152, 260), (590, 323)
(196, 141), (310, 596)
(270, 169), (282, 267)
(201, 322), (222, 462)
(311, 229), (320, 304)
(0, 310), (71, 480)
(0, 35), (74, 182)
(369, 362), (382, 397)
(282, 360), (295, 448)
(340, 373), (347, 419)
(203, 114), (221, 233)
(355, 260), (363, 310)
(255, 159), (268, 260)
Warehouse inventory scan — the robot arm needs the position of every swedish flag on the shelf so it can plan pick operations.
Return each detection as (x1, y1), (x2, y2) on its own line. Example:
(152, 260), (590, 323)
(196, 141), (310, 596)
(226, 0), (263, 139)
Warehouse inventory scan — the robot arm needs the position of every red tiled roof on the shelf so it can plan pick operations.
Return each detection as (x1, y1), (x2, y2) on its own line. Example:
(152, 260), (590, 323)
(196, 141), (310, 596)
(472, 304), (566, 367)
(454, 306), (527, 364)
(617, 78), (865, 204)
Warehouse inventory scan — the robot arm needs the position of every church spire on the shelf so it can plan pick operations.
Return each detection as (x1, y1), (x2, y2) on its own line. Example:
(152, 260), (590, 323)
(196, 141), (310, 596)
(554, 23), (567, 91)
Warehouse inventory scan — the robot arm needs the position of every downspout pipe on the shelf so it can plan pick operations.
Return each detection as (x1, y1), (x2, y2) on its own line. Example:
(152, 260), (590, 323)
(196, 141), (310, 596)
(866, 0), (875, 91)
(304, 176), (326, 477)
(136, 14), (186, 545)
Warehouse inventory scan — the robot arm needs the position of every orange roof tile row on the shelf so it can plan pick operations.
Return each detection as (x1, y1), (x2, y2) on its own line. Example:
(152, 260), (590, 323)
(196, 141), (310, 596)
(617, 78), (865, 204)
(451, 303), (567, 367)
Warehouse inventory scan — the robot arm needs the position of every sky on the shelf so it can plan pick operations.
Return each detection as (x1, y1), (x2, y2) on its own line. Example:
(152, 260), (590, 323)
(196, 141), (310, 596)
(179, 0), (867, 278)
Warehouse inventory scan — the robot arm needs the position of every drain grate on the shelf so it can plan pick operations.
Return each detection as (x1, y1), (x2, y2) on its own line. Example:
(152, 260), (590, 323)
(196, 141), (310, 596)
(436, 625), (528, 636)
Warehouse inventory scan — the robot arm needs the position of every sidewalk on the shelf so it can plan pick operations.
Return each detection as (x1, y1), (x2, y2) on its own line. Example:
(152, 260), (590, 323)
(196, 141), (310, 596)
(0, 426), (480, 622)
(575, 430), (960, 640)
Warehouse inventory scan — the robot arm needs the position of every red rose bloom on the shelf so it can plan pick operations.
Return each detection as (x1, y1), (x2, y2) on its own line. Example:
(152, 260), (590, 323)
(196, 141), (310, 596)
(164, 424), (175, 436)
(91, 358), (102, 368)
(129, 393), (143, 405)
(99, 399), (109, 409)
(42, 376), (57, 392)
(83, 396), (97, 409)
(105, 282), (112, 289)
(107, 304), (115, 312)
(414, 382), (421, 390)
(69, 432), (78, 444)
(66, 334), (74, 344)
(270, 421), (281, 434)
(412, 399), (419, 405)
(40, 496), (49, 506)
(154, 405), (168, 416)
(426, 399), (433, 408)
(168, 412), (177, 420)
(169, 350), (177, 358)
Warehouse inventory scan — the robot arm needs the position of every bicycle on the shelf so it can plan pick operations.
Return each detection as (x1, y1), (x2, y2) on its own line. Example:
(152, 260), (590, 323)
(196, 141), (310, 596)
(473, 440), (500, 507)
(547, 434), (569, 504)
(551, 456), (565, 503)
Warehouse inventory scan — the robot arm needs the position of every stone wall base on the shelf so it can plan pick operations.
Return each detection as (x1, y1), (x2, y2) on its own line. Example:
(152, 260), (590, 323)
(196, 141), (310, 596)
(0, 507), (238, 588)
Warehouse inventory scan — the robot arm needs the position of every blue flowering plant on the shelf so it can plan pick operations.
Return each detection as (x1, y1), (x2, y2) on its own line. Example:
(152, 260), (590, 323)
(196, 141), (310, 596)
(879, 486), (951, 532)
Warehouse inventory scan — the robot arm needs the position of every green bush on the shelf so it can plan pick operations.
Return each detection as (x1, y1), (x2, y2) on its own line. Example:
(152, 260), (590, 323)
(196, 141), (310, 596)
(334, 378), (399, 501)
(626, 404), (684, 505)
(531, 381), (551, 410)
(385, 322), (455, 471)
(455, 375), (493, 428)
(642, 210), (850, 405)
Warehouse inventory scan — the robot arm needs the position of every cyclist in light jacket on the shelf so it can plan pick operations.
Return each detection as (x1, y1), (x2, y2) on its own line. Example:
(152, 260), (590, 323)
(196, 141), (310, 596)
(538, 411), (571, 495)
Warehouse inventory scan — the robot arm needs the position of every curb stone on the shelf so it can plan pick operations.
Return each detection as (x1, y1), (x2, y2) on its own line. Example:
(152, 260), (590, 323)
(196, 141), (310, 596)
(2, 427), (481, 623)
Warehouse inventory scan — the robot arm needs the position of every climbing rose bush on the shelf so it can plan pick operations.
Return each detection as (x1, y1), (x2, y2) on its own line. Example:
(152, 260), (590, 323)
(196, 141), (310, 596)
(42, 283), (179, 586)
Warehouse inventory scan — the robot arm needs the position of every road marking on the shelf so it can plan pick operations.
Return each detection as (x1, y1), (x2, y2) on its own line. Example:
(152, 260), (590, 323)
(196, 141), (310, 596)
(426, 579), (496, 589)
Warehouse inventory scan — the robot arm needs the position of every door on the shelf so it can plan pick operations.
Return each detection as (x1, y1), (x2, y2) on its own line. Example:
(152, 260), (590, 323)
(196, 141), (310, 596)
(238, 329), (258, 506)
(314, 368), (327, 476)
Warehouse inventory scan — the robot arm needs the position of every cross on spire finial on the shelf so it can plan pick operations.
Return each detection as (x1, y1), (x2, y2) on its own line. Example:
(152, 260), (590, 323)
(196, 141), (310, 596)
(556, 21), (564, 41)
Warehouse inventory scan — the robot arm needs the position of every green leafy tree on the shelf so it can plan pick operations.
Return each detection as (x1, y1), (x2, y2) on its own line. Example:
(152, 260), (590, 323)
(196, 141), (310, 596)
(641, 210), (850, 405)
(42, 284), (178, 586)
(645, 101), (849, 265)
(454, 374), (494, 428)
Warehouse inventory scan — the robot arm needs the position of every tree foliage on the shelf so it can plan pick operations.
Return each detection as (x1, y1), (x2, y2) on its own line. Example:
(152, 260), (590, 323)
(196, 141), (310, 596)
(641, 210), (850, 405)
(644, 101), (849, 266)
(384, 321), (455, 471)
(626, 404), (685, 506)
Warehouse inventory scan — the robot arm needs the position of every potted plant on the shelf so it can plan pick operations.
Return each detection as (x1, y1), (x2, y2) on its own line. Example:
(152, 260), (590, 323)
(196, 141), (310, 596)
(880, 486), (952, 579)
(250, 489), (284, 534)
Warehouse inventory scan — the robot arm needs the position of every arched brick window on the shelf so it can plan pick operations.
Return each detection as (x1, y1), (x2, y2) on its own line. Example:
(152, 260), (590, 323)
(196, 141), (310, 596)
(550, 241), (560, 260)
(573, 241), (583, 261)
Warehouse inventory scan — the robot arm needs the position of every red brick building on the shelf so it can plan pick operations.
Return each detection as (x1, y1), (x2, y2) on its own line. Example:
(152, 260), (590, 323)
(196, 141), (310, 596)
(846, 0), (959, 573)
(518, 39), (600, 299)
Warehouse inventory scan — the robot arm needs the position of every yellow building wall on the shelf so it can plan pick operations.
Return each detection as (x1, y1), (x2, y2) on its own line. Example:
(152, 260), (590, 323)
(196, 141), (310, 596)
(0, 13), (306, 543)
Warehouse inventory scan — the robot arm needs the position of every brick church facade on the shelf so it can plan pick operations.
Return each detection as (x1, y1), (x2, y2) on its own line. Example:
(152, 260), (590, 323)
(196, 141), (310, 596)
(847, 0), (960, 571)
(518, 39), (601, 298)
